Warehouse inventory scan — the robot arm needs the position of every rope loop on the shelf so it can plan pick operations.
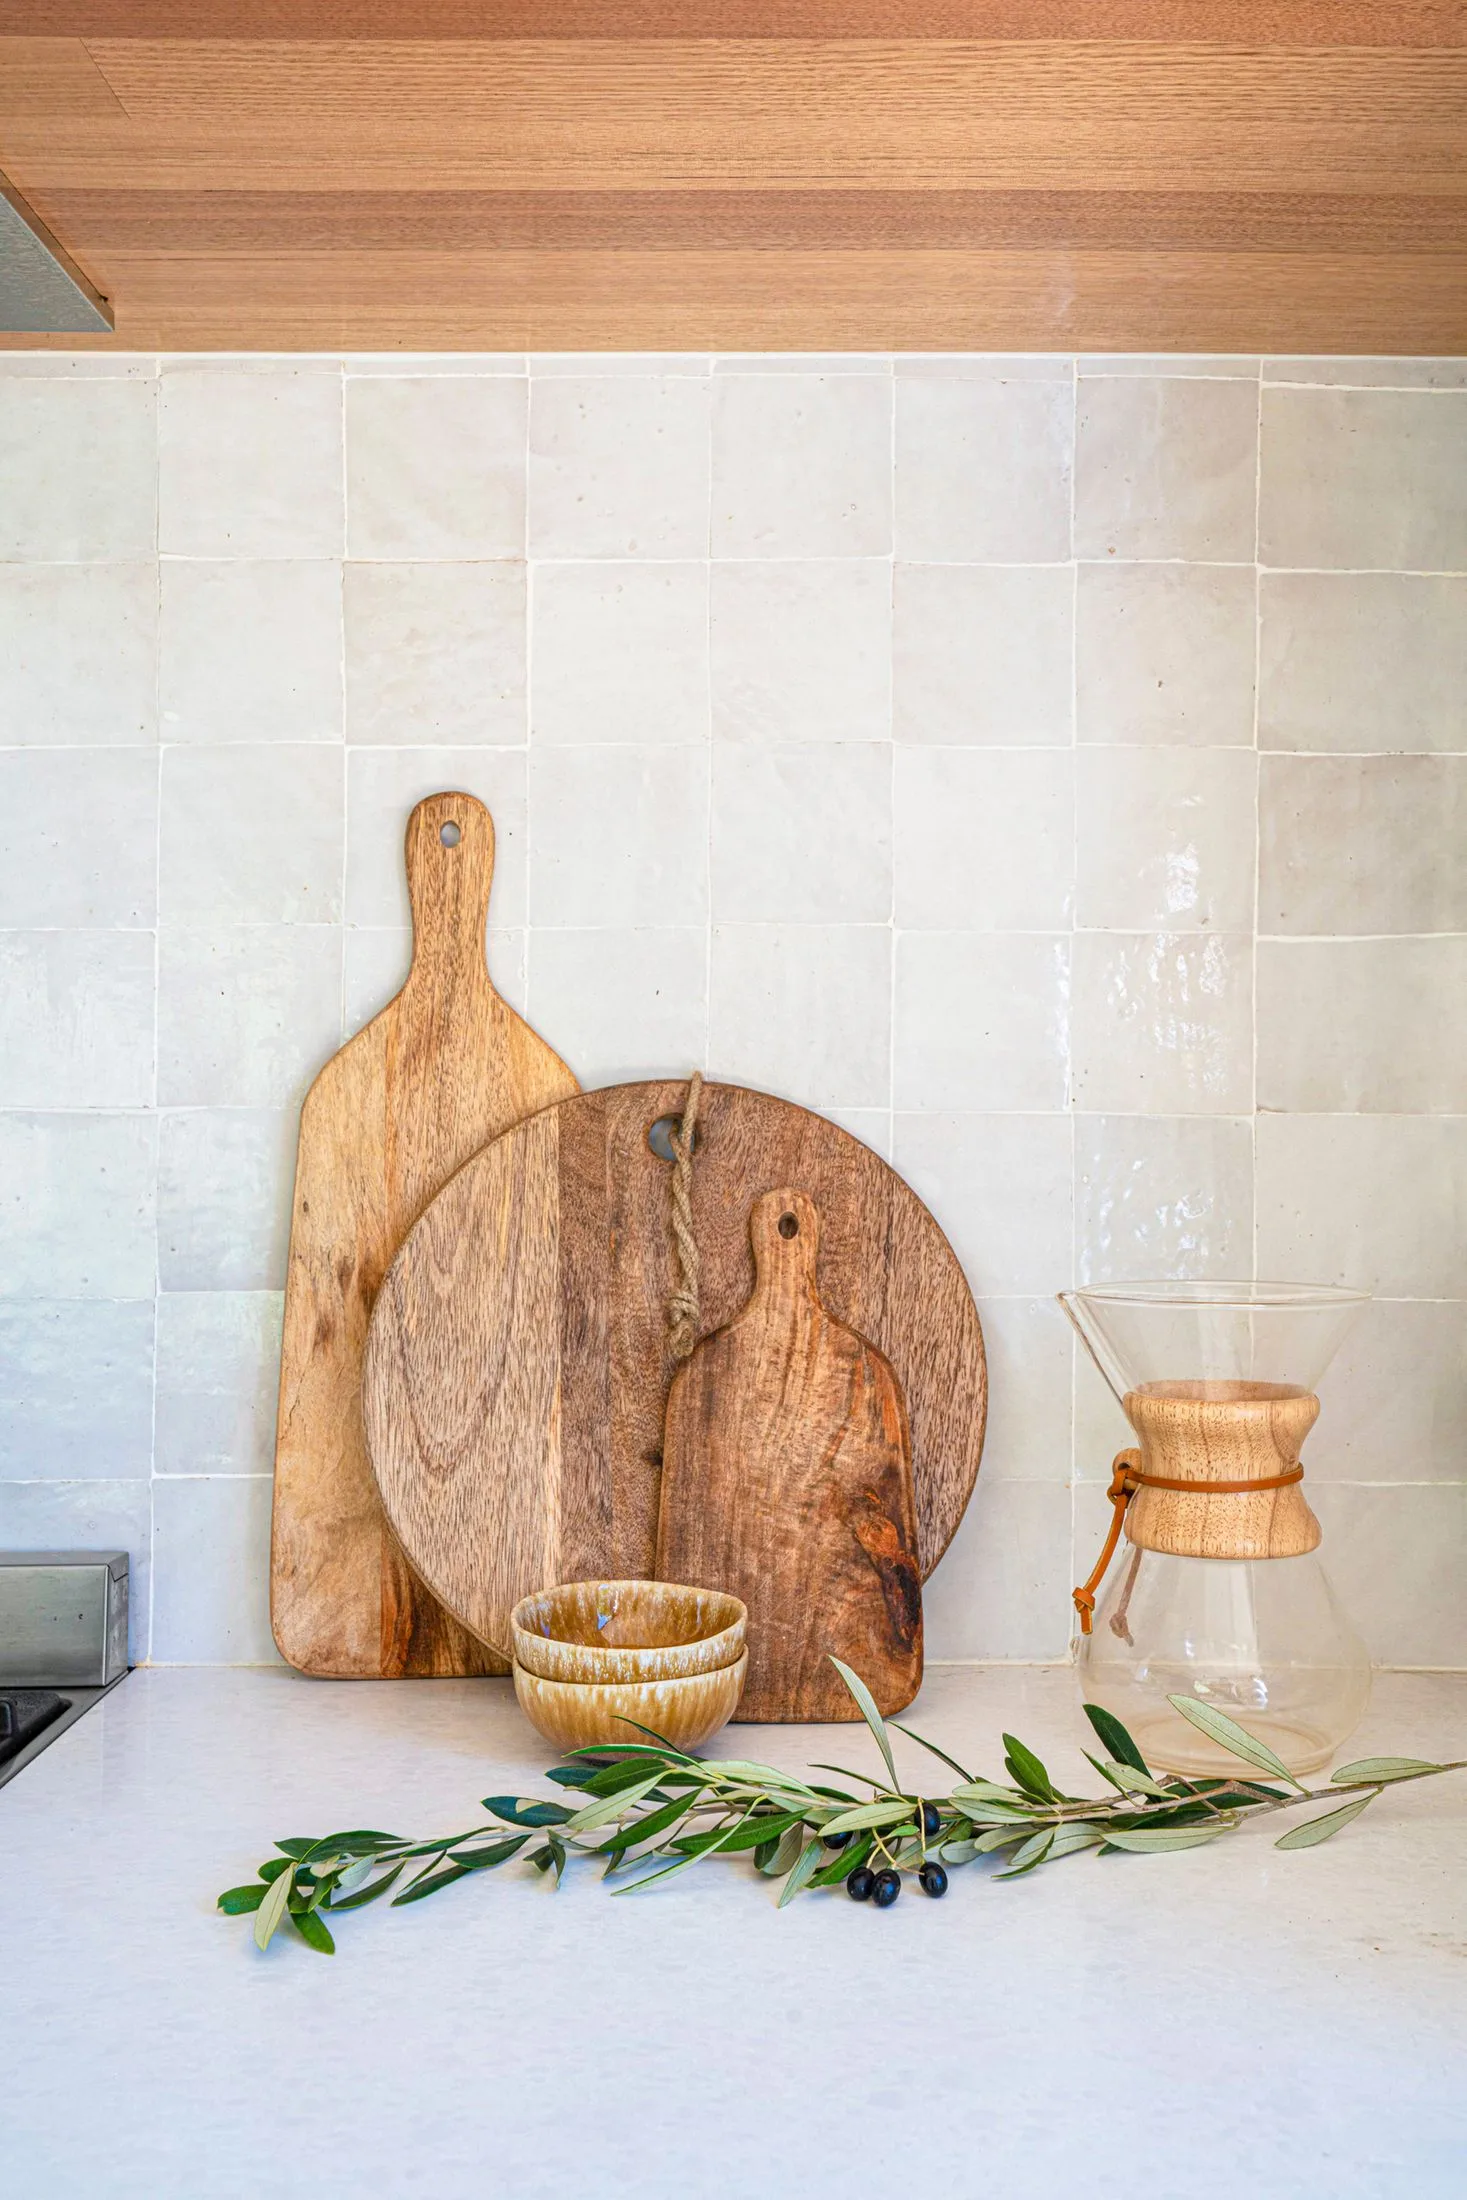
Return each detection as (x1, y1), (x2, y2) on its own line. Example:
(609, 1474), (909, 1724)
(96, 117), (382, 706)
(666, 1071), (704, 1361)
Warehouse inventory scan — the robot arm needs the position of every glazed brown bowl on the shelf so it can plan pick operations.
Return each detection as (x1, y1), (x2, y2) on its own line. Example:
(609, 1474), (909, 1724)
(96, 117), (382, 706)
(512, 1652), (748, 1753)
(509, 1579), (746, 1686)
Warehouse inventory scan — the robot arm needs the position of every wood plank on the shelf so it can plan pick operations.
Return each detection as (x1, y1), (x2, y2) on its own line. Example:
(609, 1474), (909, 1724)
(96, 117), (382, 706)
(13, 247), (1463, 352)
(35, 188), (1467, 254)
(657, 1188), (924, 1723)
(8, 3), (1467, 42)
(48, 45), (1458, 201)
(0, 34), (125, 113)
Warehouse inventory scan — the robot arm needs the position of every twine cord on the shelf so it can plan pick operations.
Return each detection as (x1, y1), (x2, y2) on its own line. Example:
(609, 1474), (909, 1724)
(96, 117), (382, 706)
(666, 1072), (704, 1361)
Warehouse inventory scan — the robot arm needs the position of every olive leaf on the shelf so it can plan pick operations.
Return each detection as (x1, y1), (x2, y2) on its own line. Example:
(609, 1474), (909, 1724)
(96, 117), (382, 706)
(1165, 1697), (1300, 1784)
(253, 1861), (296, 1951)
(1275, 1793), (1378, 1849)
(1329, 1757), (1443, 1785)
(827, 1657), (901, 1792)
(776, 1838), (826, 1909)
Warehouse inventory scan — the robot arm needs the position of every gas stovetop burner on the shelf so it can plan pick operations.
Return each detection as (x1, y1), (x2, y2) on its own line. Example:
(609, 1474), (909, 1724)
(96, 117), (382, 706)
(0, 1690), (70, 1768)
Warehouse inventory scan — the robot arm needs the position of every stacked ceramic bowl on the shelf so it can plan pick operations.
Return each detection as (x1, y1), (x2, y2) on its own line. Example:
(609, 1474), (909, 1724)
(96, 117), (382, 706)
(509, 1580), (748, 1751)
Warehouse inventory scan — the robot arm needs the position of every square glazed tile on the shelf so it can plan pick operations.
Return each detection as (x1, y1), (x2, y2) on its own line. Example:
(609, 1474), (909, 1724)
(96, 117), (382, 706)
(1076, 563), (1256, 746)
(1074, 1114), (1254, 1283)
(1260, 756), (1467, 934)
(527, 927), (707, 1088)
(893, 934), (1070, 1111)
(346, 373), (526, 558)
(1259, 574), (1467, 755)
(160, 746), (344, 924)
(159, 561), (343, 744)
(894, 748), (1074, 929)
(712, 373), (891, 557)
(0, 1481), (152, 1663)
(1070, 932), (1252, 1114)
(1309, 1301), (1467, 1486)
(159, 366), (343, 558)
(344, 926), (526, 1036)
(1255, 1114), (1467, 1297)
(893, 564), (1073, 746)
(0, 748), (158, 925)
(0, 566), (157, 745)
(891, 1112), (1072, 1297)
(1260, 387), (1467, 571)
(530, 563), (709, 746)
(0, 933), (154, 1108)
(529, 375), (710, 558)
(709, 923), (891, 1109)
(0, 378), (156, 560)
(345, 747), (527, 928)
(151, 1475), (280, 1664)
(157, 926), (343, 1109)
(711, 745), (892, 924)
(1080, 356), (1259, 379)
(344, 561), (526, 744)
(1075, 377), (1257, 562)
(1258, 939), (1467, 1113)
(1076, 747), (1256, 931)
(970, 1298), (1074, 1482)
(0, 1112), (156, 1299)
(711, 560), (890, 745)
(155, 1292), (285, 1477)
(921, 1479), (1074, 1662)
(1309, 1485), (1467, 1670)
(158, 1109), (296, 1292)
(894, 375), (1073, 562)
(0, 1301), (154, 1480)
(528, 745), (708, 927)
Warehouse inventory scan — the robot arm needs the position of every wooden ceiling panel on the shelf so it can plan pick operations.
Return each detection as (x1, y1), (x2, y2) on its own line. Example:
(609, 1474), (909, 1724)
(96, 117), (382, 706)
(0, 13), (1462, 351)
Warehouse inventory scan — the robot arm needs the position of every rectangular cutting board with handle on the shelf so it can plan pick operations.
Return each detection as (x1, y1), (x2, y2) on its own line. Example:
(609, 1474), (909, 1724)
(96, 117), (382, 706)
(271, 792), (578, 1677)
(364, 1080), (986, 1667)
(657, 1187), (924, 1722)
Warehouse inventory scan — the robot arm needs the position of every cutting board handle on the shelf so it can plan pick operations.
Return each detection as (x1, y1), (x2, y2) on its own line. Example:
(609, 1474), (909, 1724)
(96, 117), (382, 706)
(750, 1188), (822, 1305)
(404, 791), (497, 985)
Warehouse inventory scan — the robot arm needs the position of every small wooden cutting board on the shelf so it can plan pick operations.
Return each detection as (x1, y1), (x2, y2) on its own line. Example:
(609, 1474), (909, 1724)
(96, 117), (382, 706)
(657, 1188), (923, 1722)
(270, 792), (578, 1678)
(363, 1080), (986, 1662)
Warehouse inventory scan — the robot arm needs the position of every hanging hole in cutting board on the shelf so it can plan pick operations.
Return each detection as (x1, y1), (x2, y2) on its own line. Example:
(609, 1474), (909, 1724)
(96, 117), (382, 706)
(778, 1211), (799, 1239)
(439, 820), (461, 846)
(647, 1115), (702, 1163)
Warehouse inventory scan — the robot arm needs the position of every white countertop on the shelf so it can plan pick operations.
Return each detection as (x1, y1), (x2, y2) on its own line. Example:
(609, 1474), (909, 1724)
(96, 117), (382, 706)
(4, 1663), (1465, 2199)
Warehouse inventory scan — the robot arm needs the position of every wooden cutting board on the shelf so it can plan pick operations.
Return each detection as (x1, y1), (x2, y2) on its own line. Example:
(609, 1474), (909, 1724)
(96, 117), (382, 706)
(363, 1079), (986, 1661)
(270, 791), (578, 1678)
(657, 1188), (923, 1723)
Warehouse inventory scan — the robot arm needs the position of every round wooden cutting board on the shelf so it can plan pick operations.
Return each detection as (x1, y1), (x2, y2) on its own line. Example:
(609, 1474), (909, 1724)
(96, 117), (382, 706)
(363, 1080), (987, 1659)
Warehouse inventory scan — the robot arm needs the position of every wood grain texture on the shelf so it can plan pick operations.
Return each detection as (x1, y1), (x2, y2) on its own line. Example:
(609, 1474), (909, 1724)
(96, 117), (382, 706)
(512, 1651), (747, 1752)
(271, 791), (578, 1679)
(362, 1081), (987, 1662)
(657, 1189), (923, 1723)
(1, 16), (1463, 351)
(1124, 1382), (1323, 1561)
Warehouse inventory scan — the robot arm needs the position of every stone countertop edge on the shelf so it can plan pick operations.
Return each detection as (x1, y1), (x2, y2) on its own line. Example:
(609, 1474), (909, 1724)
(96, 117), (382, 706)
(2, 1663), (1464, 2200)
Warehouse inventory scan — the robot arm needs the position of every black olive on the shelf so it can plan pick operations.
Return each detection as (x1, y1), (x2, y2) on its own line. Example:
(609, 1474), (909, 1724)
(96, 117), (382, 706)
(920, 1802), (941, 1838)
(846, 1867), (876, 1902)
(822, 1829), (853, 1850)
(871, 1869), (901, 1908)
(918, 1861), (949, 1899)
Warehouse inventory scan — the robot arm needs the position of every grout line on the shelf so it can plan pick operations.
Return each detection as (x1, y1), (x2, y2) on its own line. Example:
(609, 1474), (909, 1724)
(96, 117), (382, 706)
(146, 460), (163, 1671)
(337, 362), (349, 1038)
(1066, 352), (1080, 1659)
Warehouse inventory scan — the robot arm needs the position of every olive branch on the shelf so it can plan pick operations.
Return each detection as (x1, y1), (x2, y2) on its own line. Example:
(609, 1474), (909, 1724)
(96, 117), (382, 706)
(219, 1658), (1464, 1955)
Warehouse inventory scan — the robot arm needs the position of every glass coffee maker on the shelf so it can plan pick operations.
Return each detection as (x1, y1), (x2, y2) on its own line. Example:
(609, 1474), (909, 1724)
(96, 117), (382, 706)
(1061, 1281), (1372, 1776)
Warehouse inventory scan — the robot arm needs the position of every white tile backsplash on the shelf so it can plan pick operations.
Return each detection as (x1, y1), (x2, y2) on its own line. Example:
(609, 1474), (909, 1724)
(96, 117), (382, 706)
(0, 564), (157, 744)
(1, 348), (1462, 1670)
(159, 560), (343, 745)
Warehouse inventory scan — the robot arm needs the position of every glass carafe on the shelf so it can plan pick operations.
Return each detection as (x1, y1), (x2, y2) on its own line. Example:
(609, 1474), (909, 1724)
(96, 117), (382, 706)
(1060, 1281), (1372, 1776)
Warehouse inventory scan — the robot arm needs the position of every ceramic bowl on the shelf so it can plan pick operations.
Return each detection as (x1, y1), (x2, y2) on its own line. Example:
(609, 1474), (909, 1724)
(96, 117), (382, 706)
(512, 1651), (748, 1753)
(510, 1579), (746, 1685)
